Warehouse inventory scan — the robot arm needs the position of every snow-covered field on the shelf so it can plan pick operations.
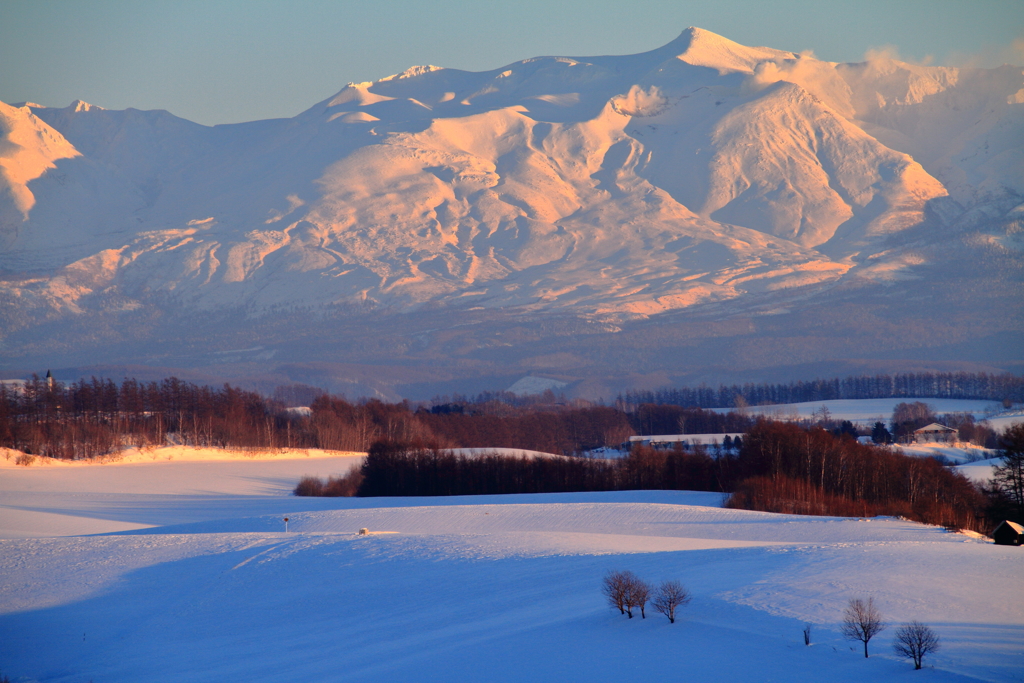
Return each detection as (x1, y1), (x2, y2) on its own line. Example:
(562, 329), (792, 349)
(899, 443), (997, 465)
(956, 458), (1005, 485)
(1, 450), (1022, 682)
(714, 398), (1010, 426)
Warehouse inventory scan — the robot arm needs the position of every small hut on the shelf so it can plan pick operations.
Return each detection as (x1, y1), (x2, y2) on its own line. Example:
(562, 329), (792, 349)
(992, 520), (1024, 546)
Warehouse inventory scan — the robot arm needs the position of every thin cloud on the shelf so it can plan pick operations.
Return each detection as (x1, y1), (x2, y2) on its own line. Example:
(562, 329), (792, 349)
(861, 45), (934, 66)
(943, 33), (1024, 68)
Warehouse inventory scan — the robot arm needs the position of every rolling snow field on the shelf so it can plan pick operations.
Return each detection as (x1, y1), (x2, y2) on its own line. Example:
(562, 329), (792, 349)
(1, 447), (1022, 682)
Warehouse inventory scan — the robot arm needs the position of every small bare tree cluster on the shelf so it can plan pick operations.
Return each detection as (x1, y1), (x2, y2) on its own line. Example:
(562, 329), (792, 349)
(840, 597), (886, 658)
(893, 621), (940, 670)
(651, 580), (691, 623)
(603, 572), (690, 623)
(603, 571), (645, 618)
(840, 597), (941, 669)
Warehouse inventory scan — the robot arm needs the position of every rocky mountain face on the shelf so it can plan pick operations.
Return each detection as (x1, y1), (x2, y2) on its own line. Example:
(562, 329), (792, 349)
(1, 28), (1021, 398)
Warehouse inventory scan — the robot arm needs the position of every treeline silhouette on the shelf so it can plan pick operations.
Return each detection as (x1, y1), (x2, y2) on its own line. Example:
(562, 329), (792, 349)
(340, 420), (988, 531)
(723, 421), (986, 531)
(355, 441), (725, 497)
(2, 376), (678, 458)
(1, 376), (286, 459)
(1, 374), (998, 531)
(304, 395), (635, 453)
(618, 371), (1024, 410)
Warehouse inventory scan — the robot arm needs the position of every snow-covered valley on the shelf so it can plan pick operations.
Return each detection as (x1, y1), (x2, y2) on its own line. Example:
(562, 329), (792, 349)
(1, 450), (1021, 682)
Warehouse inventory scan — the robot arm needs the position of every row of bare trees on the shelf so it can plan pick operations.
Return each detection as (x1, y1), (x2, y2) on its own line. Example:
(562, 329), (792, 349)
(602, 579), (937, 668)
(619, 371), (1024, 410)
(840, 597), (940, 670)
(329, 441), (729, 498)
(724, 421), (988, 531)
(602, 571), (691, 624)
(300, 421), (994, 531)
(1, 377), (281, 458)
(0, 376), (641, 458)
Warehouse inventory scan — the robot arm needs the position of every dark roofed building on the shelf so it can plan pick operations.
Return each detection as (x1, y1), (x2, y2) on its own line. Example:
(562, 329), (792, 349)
(992, 520), (1024, 546)
(911, 422), (958, 444)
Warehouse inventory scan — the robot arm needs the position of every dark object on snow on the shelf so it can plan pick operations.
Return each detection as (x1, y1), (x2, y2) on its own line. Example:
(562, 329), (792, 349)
(992, 520), (1024, 546)
(910, 422), (958, 444)
(841, 597), (886, 658)
(893, 621), (940, 670)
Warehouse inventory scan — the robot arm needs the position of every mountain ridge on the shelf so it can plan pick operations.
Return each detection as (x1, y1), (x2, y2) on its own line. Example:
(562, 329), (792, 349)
(1, 28), (1021, 396)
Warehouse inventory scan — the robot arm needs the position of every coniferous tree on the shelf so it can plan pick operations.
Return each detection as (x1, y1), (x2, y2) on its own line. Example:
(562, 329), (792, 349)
(993, 424), (1024, 522)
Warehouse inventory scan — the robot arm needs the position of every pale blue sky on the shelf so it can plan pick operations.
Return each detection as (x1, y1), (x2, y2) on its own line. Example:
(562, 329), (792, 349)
(2, 0), (1021, 126)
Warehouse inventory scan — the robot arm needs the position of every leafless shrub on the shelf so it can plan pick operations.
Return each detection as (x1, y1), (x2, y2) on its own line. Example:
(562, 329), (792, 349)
(294, 475), (325, 496)
(625, 574), (651, 619)
(840, 597), (886, 658)
(292, 465), (363, 496)
(652, 580), (691, 624)
(893, 621), (940, 670)
(603, 570), (634, 616)
(15, 453), (36, 466)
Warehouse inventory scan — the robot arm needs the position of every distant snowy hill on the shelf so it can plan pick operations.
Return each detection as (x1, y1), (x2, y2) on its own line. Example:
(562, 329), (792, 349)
(1, 28), (1021, 395)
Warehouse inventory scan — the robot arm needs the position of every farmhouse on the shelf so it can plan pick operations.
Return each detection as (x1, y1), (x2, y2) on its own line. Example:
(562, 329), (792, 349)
(627, 433), (744, 451)
(911, 423), (958, 444)
(992, 520), (1024, 546)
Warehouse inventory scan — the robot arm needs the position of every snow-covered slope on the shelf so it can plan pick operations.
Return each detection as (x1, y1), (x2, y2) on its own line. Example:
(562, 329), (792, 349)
(0, 28), (1021, 387)
(0, 454), (1021, 682)
(2, 28), (1020, 318)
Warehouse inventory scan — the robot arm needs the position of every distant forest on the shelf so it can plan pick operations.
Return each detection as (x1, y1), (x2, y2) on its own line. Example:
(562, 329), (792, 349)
(617, 372), (1024, 409)
(2, 375), (715, 459)
(1, 371), (1019, 460)
(349, 422), (993, 532)
(3, 372), (1020, 534)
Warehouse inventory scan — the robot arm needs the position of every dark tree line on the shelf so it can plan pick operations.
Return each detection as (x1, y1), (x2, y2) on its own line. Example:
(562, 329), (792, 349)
(0, 376), (635, 458)
(988, 424), (1024, 524)
(629, 404), (756, 436)
(618, 371), (1024, 410)
(312, 421), (993, 532)
(354, 441), (724, 497)
(306, 395), (633, 454)
(0, 376), (282, 459)
(360, 441), (732, 497)
(724, 421), (987, 531)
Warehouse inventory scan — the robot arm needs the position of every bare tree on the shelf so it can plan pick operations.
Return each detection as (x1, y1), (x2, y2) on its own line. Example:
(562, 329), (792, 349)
(652, 580), (691, 624)
(841, 597), (886, 658)
(625, 574), (651, 619)
(602, 570), (630, 616)
(893, 621), (940, 670)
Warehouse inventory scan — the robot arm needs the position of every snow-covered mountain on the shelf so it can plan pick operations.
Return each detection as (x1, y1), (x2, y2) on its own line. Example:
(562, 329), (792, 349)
(1, 28), (1021, 393)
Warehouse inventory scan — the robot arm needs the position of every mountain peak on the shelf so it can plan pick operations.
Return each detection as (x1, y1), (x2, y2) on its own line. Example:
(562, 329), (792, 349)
(668, 26), (797, 73)
(378, 65), (445, 83)
(67, 99), (104, 113)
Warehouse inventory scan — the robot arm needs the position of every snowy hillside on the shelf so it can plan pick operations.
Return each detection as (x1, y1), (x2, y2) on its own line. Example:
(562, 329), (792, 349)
(1, 28), (1021, 391)
(1, 452), (1021, 682)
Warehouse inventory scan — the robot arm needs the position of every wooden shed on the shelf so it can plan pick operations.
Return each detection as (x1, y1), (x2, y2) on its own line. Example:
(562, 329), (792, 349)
(992, 520), (1024, 546)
